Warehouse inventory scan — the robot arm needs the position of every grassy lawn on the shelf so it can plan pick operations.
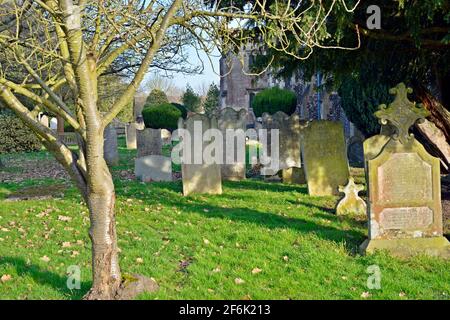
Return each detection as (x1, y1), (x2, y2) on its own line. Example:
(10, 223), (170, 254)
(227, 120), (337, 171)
(0, 138), (449, 300)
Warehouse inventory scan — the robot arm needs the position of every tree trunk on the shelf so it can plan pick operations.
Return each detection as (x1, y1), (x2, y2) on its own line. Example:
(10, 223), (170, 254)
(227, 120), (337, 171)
(83, 161), (121, 300)
(413, 83), (450, 142)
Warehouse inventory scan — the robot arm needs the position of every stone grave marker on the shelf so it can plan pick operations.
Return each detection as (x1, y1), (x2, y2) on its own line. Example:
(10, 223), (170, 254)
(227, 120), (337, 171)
(218, 107), (247, 181)
(361, 83), (450, 258)
(135, 155), (172, 182)
(104, 124), (119, 166)
(301, 120), (349, 196)
(261, 112), (303, 179)
(336, 177), (366, 215)
(137, 127), (162, 157)
(125, 123), (137, 149)
(179, 114), (222, 196)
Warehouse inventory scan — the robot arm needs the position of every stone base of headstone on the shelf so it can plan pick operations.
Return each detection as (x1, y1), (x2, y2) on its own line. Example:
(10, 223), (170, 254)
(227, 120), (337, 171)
(282, 167), (306, 184)
(360, 237), (450, 259)
(135, 155), (172, 182)
(182, 164), (222, 196)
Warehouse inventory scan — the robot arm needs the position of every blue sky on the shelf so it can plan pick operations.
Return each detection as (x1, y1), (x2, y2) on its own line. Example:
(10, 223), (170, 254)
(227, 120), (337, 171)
(145, 47), (221, 93)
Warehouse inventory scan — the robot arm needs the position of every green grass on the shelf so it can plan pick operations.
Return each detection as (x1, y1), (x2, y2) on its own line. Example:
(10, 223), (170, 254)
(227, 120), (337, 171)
(0, 138), (449, 300)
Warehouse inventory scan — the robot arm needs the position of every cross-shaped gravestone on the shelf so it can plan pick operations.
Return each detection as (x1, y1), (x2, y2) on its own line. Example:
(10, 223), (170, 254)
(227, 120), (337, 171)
(374, 83), (430, 144)
(336, 177), (366, 216)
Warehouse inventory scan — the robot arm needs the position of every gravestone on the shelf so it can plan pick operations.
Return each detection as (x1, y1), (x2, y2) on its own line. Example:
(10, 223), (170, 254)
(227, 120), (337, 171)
(135, 155), (172, 182)
(301, 120), (349, 196)
(39, 115), (49, 127)
(125, 123), (137, 149)
(217, 107), (247, 181)
(361, 83), (450, 258)
(161, 129), (172, 146)
(282, 167), (306, 184)
(336, 177), (366, 215)
(104, 124), (119, 166)
(50, 117), (58, 130)
(179, 114), (222, 196)
(137, 127), (162, 157)
(261, 112), (303, 178)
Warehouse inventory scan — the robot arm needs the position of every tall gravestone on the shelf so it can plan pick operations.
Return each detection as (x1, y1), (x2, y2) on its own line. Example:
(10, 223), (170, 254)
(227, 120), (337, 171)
(136, 127), (162, 157)
(125, 123), (137, 149)
(104, 124), (119, 166)
(301, 120), (349, 196)
(260, 112), (303, 178)
(361, 83), (449, 258)
(217, 107), (247, 181)
(179, 114), (222, 196)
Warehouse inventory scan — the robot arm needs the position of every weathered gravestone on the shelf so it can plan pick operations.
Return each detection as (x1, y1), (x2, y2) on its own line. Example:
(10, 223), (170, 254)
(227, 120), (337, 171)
(361, 83), (450, 258)
(336, 177), (366, 215)
(135, 155), (172, 182)
(282, 167), (306, 184)
(178, 114), (222, 196)
(261, 112), (304, 179)
(136, 127), (162, 157)
(125, 123), (137, 149)
(103, 124), (119, 166)
(217, 107), (247, 181)
(301, 120), (349, 196)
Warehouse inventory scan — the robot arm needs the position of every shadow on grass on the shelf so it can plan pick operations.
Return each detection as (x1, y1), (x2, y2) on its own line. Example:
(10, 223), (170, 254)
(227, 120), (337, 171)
(126, 180), (365, 254)
(0, 256), (90, 299)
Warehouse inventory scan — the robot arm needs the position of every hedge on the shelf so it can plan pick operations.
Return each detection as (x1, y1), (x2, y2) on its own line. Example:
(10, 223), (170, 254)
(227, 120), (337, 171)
(142, 103), (182, 131)
(251, 87), (297, 117)
(0, 112), (42, 153)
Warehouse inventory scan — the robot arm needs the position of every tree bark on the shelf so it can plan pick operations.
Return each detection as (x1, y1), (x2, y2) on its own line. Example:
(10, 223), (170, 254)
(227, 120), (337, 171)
(412, 83), (450, 142)
(84, 164), (121, 300)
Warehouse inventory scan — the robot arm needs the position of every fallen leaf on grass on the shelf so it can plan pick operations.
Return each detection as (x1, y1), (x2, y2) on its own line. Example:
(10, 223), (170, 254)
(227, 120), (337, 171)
(1, 274), (12, 282)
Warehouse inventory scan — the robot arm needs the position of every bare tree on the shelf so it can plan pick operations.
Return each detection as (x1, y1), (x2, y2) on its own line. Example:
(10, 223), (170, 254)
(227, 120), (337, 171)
(0, 0), (360, 299)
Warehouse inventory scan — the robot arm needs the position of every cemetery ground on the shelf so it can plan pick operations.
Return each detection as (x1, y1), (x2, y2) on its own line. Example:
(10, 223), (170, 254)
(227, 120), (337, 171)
(0, 138), (449, 300)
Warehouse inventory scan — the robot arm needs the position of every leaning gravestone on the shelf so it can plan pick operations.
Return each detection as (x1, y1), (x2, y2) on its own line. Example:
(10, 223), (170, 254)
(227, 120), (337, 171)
(261, 112), (304, 179)
(217, 108), (247, 181)
(104, 124), (119, 166)
(136, 127), (162, 157)
(179, 114), (222, 196)
(125, 123), (137, 149)
(301, 120), (349, 196)
(135, 155), (172, 182)
(361, 83), (450, 258)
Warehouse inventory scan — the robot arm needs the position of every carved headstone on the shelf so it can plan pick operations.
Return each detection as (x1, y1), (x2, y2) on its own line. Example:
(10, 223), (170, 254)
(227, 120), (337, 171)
(336, 177), (366, 215)
(104, 124), (119, 166)
(361, 83), (450, 258)
(179, 114), (222, 196)
(135, 155), (172, 182)
(217, 107), (247, 181)
(125, 123), (137, 149)
(137, 128), (162, 157)
(301, 120), (350, 196)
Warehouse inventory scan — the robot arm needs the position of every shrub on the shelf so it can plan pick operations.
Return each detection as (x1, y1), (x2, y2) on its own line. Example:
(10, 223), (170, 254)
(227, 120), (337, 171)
(251, 87), (297, 117)
(146, 89), (169, 106)
(171, 103), (188, 119)
(0, 112), (42, 153)
(142, 103), (182, 131)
